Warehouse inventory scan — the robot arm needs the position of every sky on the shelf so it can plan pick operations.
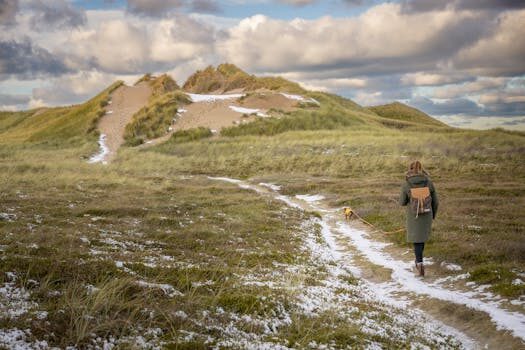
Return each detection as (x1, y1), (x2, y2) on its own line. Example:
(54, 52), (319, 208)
(0, 0), (524, 130)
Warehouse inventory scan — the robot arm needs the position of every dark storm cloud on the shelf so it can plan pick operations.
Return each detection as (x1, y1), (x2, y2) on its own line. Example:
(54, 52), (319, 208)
(0, 93), (29, 105)
(27, 0), (86, 30)
(401, 0), (525, 13)
(0, 39), (70, 79)
(0, 0), (18, 26)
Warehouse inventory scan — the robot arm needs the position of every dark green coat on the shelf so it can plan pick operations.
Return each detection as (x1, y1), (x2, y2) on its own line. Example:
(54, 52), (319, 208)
(399, 174), (438, 243)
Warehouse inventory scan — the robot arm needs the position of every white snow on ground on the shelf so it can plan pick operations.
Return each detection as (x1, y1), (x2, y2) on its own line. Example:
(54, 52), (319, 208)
(295, 194), (325, 203)
(136, 281), (183, 298)
(0, 273), (37, 319)
(441, 261), (463, 271)
(214, 178), (477, 349)
(334, 220), (525, 342)
(0, 213), (17, 222)
(280, 93), (320, 105)
(258, 183), (281, 191)
(87, 134), (109, 164)
(176, 108), (188, 118)
(0, 329), (51, 350)
(228, 105), (268, 117)
(187, 93), (245, 103)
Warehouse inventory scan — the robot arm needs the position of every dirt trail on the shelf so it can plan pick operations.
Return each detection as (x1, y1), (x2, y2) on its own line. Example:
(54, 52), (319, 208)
(212, 178), (525, 349)
(98, 82), (152, 161)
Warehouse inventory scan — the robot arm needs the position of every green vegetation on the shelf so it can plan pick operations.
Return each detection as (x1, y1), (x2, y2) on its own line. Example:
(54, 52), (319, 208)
(124, 90), (190, 145)
(168, 127), (213, 143)
(369, 101), (448, 127)
(0, 66), (523, 347)
(148, 126), (525, 297)
(0, 81), (123, 148)
(183, 63), (306, 94)
(221, 91), (384, 137)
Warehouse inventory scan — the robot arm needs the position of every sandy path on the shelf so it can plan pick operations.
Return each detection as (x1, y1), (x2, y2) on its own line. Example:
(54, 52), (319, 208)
(98, 82), (151, 162)
(210, 177), (525, 349)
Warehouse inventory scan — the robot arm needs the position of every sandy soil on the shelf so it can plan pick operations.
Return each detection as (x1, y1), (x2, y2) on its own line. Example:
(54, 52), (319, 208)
(143, 92), (299, 146)
(98, 82), (151, 161)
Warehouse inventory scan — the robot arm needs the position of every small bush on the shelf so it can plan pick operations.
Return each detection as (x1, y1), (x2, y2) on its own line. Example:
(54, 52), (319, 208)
(169, 127), (212, 143)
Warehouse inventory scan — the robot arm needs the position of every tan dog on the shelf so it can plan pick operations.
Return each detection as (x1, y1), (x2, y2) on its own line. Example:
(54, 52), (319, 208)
(343, 207), (353, 221)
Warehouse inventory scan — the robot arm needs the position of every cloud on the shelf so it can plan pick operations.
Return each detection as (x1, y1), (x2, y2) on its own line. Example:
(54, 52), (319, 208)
(217, 4), (492, 75)
(127, 0), (221, 16)
(0, 0), (18, 26)
(190, 0), (221, 13)
(127, 0), (184, 17)
(401, 72), (469, 86)
(64, 20), (149, 74)
(150, 16), (217, 62)
(61, 15), (218, 74)
(31, 70), (116, 105)
(452, 10), (525, 76)
(401, 0), (525, 13)
(26, 0), (86, 30)
(409, 96), (482, 115)
(0, 93), (29, 104)
(0, 38), (70, 80)
(431, 77), (507, 99)
(278, 0), (316, 5)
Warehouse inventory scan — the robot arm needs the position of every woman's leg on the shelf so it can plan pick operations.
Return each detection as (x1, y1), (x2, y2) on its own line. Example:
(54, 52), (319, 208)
(414, 242), (425, 263)
(414, 242), (425, 276)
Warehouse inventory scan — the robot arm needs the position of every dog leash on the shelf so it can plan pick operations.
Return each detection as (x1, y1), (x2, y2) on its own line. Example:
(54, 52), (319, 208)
(349, 210), (405, 235)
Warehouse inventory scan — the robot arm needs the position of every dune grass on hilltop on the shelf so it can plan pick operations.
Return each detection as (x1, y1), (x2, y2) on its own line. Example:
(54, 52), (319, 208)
(183, 63), (306, 94)
(369, 102), (448, 127)
(0, 82), (123, 150)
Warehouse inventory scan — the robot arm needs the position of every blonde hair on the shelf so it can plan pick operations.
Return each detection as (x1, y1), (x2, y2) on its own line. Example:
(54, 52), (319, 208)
(408, 160), (423, 174)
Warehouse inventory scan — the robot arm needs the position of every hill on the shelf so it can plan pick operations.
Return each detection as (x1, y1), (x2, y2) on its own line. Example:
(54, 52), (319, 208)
(0, 81), (123, 147)
(0, 65), (449, 152)
(368, 102), (447, 127)
(183, 63), (306, 94)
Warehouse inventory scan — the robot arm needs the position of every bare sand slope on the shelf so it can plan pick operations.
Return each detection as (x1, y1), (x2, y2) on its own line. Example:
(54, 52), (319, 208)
(98, 82), (151, 161)
(144, 92), (299, 146)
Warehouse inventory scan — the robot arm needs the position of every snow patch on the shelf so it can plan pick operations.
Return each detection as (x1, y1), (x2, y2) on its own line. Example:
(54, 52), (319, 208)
(441, 261), (463, 271)
(88, 133), (109, 165)
(295, 194), (325, 203)
(280, 93), (320, 105)
(336, 221), (525, 341)
(0, 329), (50, 350)
(136, 280), (183, 298)
(229, 105), (268, 117)
(188, 93), (244, 103)
(259, 183), (281, 191)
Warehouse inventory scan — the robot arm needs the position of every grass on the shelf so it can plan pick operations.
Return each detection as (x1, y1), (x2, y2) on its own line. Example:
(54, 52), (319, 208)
(368, 101), (448, 127)
(123, 90), (191, 145)
(145, 126), (525, 297)
(0, 128), (474, 347)
(168, 127), (213, 143)
(0, 81), (123, 153)
(183, 63), (306, 94)
(0, 75), (523, 346)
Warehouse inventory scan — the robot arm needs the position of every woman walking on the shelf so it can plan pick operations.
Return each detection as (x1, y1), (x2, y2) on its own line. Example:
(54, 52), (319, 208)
(399, 160), (438, 276)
